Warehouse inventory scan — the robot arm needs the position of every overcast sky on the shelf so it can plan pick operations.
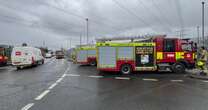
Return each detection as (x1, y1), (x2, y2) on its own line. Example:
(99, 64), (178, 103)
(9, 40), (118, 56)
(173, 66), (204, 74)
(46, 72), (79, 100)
(0, 0), (207, 49)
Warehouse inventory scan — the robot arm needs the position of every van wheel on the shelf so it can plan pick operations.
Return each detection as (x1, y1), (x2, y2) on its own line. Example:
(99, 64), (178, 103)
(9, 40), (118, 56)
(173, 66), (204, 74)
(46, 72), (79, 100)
(16, 67), (21, 70)
(41, 60), (44, 64)
(172, 63), (185, 73)
(120, 64), (132, 75)
(90, 61), (97, 66)
(33, 62), (38, 66)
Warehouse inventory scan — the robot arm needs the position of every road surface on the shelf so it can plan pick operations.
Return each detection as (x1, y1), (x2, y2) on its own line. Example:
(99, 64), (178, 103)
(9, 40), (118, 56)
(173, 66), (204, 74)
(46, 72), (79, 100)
(0, 58), (208, 110)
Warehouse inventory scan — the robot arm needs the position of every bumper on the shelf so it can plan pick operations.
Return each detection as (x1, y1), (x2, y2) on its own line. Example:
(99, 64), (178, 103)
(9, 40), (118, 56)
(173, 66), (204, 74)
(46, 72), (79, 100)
(97, 67), (119, 72)
(0, 62), (7, 66)
(56, 56), (64, 59)
(12, 62), (32, 66)
(76, 61), (89, 65)
(188, 63), (195, 69)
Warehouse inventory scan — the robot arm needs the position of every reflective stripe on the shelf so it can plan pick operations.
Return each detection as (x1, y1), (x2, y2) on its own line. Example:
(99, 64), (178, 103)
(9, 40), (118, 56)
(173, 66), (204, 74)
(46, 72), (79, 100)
(193, 53), (196, 59)
(98, 65), (116, 68)
(157, 52), (163, 60)
(175, 52), (184, 59)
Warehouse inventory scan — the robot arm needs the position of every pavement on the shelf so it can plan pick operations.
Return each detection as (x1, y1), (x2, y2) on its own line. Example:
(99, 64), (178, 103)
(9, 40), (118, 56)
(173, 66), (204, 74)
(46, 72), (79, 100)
(187, 69), (208, 80)
(1, 58), (208, 110)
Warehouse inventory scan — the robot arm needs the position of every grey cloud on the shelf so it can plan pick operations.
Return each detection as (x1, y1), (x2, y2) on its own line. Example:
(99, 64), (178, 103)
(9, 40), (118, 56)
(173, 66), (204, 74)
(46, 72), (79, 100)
(0, 0), (207, 48)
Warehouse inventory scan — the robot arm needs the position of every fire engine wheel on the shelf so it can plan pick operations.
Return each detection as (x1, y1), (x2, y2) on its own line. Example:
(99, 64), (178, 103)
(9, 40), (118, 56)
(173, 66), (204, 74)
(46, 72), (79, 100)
(41, 60), (44, 64)
(90, 61), (97, 66)
(16, 67), (21, 70)
(16, 66), (23, 70)
(172, 63), (185, 73)
(120, 64), (132, 75)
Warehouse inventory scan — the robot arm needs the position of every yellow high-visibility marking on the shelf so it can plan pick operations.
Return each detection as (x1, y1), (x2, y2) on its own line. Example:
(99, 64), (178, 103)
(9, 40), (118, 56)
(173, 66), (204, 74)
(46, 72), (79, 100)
(157, 52), (163, 60)
(193, 53), (196, 59)
(175, 52), (184, 59)
(98, 65), (116, 68)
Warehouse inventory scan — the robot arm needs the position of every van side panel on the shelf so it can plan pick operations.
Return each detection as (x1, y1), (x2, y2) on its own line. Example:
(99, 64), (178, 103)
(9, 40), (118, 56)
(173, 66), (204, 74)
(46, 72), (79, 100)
(11, 47), (43, 66)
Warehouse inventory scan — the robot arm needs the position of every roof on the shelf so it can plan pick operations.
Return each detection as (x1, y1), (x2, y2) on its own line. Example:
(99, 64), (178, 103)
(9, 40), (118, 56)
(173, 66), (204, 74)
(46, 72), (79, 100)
(0, 45), (12, 48)
(76, 46), (96, 50)
(76, 44), (95, 48)
(96, 42), (155, 47)
(96, 35), (166, 42)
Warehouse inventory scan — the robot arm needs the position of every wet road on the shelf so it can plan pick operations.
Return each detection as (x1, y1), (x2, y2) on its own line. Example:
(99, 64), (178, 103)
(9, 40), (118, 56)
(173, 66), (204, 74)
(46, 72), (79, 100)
(1, 58), (208, 110)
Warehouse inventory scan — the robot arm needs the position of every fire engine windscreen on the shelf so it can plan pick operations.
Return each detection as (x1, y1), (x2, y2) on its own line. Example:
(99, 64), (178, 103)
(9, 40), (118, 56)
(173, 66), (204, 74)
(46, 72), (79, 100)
(181, 43), (192, 51)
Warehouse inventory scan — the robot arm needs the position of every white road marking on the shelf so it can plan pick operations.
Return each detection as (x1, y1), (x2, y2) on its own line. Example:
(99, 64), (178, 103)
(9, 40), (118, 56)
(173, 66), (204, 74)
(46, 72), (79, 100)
(66, 74), (80, 77)
(56, 77), (64, 83)
(20, 66), (71, 110)
(47, 61), (54, 65)
(35, 90), (50, 100)
(88, 75), (103, 78)
(61, 74), (67, 78)
(142, 78), (158, 81)
(115, 77), (130, 80)
(171, 80), (183, 82)
(202, 80), (208, 83)
(8, 68), (16, 72)
(63, 67), (70, 74)
(48, 83), (58, 90)
(45, 58), (55, 65)
(21, 103), (34, 110)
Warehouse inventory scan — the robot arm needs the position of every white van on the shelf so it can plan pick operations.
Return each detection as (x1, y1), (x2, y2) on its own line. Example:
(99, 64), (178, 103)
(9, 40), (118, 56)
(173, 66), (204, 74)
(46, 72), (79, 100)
(11, 47), (44, 69)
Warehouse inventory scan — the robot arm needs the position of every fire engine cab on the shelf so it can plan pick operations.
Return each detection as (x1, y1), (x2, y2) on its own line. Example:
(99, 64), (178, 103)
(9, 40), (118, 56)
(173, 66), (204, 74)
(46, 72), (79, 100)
(96, 35), (196, 74)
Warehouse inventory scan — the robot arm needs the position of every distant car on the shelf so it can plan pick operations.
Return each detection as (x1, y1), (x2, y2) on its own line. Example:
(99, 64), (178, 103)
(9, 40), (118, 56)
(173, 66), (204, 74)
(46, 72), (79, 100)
(11, 47), (44, 69)
(55, 50), (64, 59)
(0, 48), (8, 66)
(45, 53), (52, 58)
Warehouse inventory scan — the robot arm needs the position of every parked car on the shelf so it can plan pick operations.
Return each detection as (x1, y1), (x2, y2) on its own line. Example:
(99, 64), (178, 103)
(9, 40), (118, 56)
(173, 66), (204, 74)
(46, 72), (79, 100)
(11, 47), (44, 69)
(0, 48), (8, 66)
(45, 53), (52, 58)
(55, 50), (64, 59)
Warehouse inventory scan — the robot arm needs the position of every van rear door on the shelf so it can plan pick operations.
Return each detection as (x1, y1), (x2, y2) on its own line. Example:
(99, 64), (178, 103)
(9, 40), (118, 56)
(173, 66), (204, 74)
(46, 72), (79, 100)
(12, 48), (32, 65)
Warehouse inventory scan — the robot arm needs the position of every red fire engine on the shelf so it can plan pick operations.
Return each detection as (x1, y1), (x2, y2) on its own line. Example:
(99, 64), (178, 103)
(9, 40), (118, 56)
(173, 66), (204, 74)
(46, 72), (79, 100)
(74, 45), (97, 66)
(96, 35), (196, 74)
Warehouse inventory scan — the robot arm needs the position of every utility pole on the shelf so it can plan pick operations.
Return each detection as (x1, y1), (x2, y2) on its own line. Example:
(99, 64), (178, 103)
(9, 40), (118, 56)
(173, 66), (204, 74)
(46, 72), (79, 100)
(43, 41), (45, 47)
(180, 30), (182, 39)
(70, 38), (71, 49)
(86, 18), (89, 44)
(80, 34), (82, 46)
(66, 40), (68, 49)
(202, 1), (205, 46)
(179, 29), (183, 39)
(197, 26), (200, 45)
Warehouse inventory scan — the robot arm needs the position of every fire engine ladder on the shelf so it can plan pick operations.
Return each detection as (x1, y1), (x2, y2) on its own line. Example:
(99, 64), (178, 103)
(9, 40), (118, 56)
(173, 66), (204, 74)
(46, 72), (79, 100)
(96, 35), (166, 42)
(76, 44), (95, 48)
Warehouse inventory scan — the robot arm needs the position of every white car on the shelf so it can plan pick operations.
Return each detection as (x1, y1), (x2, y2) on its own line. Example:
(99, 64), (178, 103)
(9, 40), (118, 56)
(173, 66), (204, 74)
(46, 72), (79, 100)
(11, 47), (44, 69)
(45, 53), (52, 58)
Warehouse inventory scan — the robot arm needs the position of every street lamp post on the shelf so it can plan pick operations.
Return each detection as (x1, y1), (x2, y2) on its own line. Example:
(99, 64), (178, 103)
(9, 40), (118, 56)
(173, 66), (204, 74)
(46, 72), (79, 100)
(202, 2), (205, 47)
(70, 38), (71, 49)
(197, 26), (200, 45)
(80, 34), (82, 46)
(86, 18), (89, 44)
